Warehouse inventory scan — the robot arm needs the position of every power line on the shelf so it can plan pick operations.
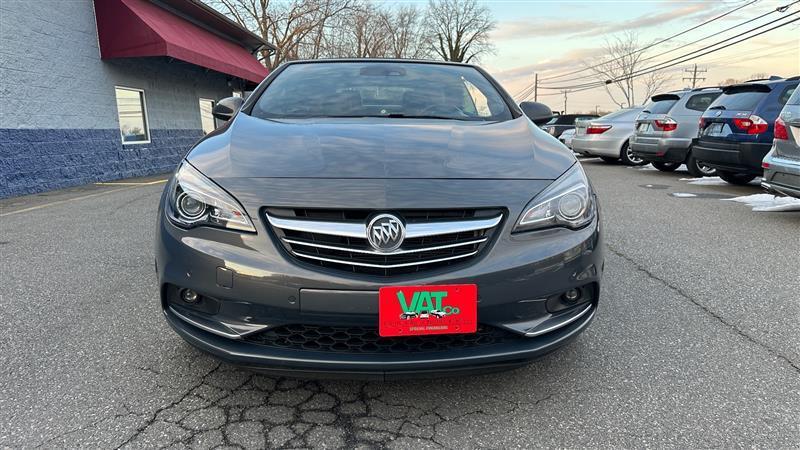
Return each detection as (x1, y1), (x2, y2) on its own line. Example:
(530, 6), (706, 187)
(536, 0), (761, 82)
(536, 0), (799, 87)
(538, 12), (800, 91)
(683, 64), (708, 88)
(521, 35), (799, 104)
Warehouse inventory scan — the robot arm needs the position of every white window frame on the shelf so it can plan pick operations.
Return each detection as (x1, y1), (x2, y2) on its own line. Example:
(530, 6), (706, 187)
(199, 98), (216, 134)
(114, 86), (150, 145)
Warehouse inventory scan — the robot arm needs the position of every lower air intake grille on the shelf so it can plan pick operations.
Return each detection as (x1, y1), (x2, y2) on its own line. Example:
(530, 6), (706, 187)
(265, 208), (504, 276)
(244, 324), (520, 354)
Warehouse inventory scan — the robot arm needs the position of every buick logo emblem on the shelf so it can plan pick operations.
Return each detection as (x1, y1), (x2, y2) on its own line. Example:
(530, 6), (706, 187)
(367, 214), (405, 252)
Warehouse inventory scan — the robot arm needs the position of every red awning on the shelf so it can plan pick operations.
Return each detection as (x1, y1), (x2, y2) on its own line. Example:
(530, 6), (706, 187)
(94, 0), (268, 84)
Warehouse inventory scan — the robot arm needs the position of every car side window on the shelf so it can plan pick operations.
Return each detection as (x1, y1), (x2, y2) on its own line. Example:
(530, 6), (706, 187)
(462, 80), (492, 117)
(787, 85), (800, 105)
(685, 93), (720, 112)
(778, 86), (797, 106)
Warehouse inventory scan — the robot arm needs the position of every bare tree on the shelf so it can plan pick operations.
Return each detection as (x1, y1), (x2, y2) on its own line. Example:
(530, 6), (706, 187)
(210, 0), (355, 69)
(382, 5), (430, 59)
(341, 3), (392, 58)
(641, 69), (674, 102)
(423, 0), (495, 63)
(587, 31), (674, 108)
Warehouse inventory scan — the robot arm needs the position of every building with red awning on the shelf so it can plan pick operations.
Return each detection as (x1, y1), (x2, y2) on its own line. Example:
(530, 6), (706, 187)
(0, 0), (276, 198)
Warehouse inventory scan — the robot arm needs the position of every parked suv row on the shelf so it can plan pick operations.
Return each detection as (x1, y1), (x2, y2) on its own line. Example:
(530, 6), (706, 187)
(630, 87), (722, 177)
(694, 76), (799, 185)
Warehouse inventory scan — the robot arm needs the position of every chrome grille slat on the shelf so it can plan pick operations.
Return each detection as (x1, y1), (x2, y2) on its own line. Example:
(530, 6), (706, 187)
(291, 249), (480, 269)
(266, 214), (502, 239)
(265, 208), (503, 276)
(281, 237), (488, 256)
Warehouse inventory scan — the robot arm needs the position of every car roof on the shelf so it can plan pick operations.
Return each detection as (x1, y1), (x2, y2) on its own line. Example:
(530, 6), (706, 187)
(281, 58), (481, 70)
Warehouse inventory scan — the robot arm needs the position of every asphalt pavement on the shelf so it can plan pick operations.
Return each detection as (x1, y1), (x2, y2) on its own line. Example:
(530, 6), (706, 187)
(1, 158), (798, 448)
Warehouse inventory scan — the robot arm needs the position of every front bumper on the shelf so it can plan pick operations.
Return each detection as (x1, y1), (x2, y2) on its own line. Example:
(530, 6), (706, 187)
(762, 149), (800, 199)
(156, 196), (603, 378)
(630, 136), (692, 163)
(693, 140), (771, 175)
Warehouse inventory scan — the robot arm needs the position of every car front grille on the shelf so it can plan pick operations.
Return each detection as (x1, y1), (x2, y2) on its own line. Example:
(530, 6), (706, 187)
(265, 208), (503, 276)
(244, 324), (519, 354)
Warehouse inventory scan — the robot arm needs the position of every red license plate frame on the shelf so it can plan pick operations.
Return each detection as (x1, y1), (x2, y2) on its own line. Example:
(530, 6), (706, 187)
(378, 284), (477, 337)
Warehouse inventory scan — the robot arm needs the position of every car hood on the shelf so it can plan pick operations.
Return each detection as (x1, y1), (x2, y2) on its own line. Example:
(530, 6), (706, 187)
(187, 113), (573, 181)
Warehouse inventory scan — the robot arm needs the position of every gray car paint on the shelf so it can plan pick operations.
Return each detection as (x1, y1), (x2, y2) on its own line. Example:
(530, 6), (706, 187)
(156, 60), (603, 378)
(187, 114), (574, 181)
(762, 90), (800, 198)
(630, 89), (722, 161)
(571, 107), (644, 159)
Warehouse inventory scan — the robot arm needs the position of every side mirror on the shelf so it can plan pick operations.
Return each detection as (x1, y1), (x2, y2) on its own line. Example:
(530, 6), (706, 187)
(519, 101), (555, 126)
(212, 96), (245, 122)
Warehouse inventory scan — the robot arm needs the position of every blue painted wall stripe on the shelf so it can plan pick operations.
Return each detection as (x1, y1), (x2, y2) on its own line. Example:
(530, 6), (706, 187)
(0, 128), (203, 198)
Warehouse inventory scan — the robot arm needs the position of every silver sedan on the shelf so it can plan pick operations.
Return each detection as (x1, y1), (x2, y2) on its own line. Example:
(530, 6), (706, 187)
(571, 107), (646, 165)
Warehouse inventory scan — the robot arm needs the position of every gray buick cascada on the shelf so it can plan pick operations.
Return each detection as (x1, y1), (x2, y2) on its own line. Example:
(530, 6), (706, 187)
(156, 60), (603, 379)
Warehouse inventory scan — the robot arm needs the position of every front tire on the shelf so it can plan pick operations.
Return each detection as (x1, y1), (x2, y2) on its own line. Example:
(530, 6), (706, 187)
(620, 142), (647, 166)
(717, 170), (756, 185)
(600, 156), (619, 164)
(652, 162), (680, 172)
(685, 153), (717, 177)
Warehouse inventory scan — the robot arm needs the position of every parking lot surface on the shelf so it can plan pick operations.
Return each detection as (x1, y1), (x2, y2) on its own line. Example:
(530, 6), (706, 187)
(1, 159), (798, 448)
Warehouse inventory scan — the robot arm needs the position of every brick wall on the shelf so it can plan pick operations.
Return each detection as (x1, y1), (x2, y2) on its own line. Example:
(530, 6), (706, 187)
(0, 0), (242, 198)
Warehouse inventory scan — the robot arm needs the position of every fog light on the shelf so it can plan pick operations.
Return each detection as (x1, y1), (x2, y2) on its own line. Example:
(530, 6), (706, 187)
(563, 289), (581, 304)
(181, 289), (199, 303)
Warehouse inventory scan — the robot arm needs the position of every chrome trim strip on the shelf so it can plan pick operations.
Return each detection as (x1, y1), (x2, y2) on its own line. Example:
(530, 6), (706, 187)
(281, 237), (488, 255)
(169, 306), (241, 340)
(266, 215), (366, 238)
(266, 213), (502, 239)
(524, 304), (593, 337)
(291, 249), (479, 269)
(405, 215), (503, 238)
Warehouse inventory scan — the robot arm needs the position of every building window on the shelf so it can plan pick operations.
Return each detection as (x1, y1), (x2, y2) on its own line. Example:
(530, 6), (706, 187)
(114, 87), (150, 144)
(199, 98), (216, 134)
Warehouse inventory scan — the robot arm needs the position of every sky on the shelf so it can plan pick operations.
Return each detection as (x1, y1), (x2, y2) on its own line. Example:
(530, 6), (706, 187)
(467, 0), (800, 113)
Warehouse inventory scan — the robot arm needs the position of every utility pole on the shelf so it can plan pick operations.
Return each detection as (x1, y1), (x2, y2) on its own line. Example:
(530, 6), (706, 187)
(562, 90), (568, 114)
(683, 64), (707, 88)
(533, 73), (539, 102)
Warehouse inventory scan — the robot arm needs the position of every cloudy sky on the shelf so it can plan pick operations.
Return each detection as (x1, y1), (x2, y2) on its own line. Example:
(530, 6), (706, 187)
(475, 0), (800, 113)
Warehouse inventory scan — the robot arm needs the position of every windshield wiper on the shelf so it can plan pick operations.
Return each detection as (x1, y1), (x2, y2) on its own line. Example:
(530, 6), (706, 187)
(385, 113), (473, 121)
(708, 105), (726, 110)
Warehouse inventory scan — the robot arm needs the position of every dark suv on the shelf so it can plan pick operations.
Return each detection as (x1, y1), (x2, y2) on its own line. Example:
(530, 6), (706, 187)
(541, 114), (599, 138)
(694, 76), (799, 185)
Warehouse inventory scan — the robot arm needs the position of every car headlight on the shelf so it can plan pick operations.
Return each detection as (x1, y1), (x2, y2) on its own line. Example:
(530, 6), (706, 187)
(166, 162), (255, 232)
(514, 163), (595, 232)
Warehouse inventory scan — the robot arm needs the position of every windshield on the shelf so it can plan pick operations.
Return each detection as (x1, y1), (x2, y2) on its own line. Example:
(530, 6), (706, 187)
(709, 90), (767, 111)
(251, 62), (513, 121)
(643, 99), (678, 114)
(597, 108), (640, 121)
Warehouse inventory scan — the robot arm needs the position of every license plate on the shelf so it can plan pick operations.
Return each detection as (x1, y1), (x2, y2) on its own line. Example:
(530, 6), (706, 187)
(378, 284), (477, 337)
(637, 123), (652, 132)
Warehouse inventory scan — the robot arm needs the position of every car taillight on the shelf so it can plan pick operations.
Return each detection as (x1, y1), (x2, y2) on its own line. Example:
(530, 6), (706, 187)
(586, 125), (612, 134)
(732, 115), (768, 135)
(653, 117), (678, 132)
(774, 117), (788, 140)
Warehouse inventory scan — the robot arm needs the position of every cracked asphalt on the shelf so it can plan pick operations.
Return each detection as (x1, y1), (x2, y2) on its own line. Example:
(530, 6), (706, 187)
(1, 160), (799, 448)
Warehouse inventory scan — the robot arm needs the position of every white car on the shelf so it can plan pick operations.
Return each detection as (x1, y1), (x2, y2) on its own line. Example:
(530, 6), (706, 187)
(559, 128), (575, 149)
